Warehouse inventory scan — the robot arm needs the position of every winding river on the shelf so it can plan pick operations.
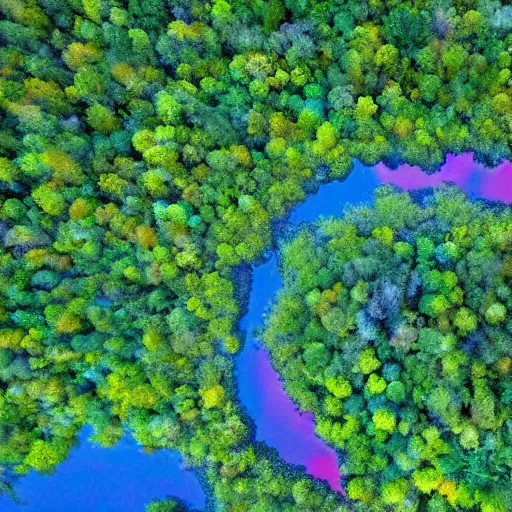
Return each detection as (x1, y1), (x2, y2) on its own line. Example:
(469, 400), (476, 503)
(2, 153), (511, 510)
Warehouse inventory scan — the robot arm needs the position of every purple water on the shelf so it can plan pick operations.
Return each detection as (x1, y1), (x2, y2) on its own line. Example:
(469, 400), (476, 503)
(376, 152), (512, 200)
(238, 257), (344, 492)
(376, 152), (484, 192)
(238, 153), (512, 494)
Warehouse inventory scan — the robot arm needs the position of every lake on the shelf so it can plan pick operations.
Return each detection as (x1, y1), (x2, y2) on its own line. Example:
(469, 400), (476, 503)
(0, 426), (205, 512)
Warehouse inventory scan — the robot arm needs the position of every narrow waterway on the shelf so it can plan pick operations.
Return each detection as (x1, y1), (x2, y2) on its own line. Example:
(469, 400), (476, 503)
(237, 161), (379, 492)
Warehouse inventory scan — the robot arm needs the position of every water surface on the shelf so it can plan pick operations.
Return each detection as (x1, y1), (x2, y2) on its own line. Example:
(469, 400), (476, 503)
(0, 426), (205, 512)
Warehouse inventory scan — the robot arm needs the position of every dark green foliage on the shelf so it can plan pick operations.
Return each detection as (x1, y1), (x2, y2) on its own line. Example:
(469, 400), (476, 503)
(145, 497), (198, 512)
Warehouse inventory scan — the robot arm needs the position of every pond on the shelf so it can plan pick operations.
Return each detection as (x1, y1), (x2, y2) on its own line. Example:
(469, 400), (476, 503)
(3, 153), (511, 509)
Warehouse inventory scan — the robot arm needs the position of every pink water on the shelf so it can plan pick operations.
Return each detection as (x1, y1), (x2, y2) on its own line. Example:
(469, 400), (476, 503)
(255, 348), (344, 492)
(376, 152), (512, 202)
(376, 152), (482, 190)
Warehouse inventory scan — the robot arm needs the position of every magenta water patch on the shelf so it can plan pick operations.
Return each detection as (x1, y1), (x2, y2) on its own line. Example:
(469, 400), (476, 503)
(479, 159), (512, 203)
(254, 348), (343, 493)
(375, 152), (484, 190)
(376, 152), (512, 205)
(307, 454), (344, 494)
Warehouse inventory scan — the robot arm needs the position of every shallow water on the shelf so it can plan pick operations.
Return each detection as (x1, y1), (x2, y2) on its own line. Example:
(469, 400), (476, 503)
(236, 153), (512, 493)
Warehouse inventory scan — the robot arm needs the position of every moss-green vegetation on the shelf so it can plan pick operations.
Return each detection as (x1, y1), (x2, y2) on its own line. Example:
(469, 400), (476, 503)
(146, 497), (199, 512)
(1, 0), (512, 509)
(263, 186), (512, 511)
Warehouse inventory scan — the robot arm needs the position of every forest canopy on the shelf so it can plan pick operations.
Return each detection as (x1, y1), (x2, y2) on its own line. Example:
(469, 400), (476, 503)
(1, 0), (512, 509)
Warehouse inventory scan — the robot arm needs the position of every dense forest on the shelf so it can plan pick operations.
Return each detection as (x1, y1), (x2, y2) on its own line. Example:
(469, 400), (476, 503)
(1, 0), (512, 510)
(263, 186), (512, 511)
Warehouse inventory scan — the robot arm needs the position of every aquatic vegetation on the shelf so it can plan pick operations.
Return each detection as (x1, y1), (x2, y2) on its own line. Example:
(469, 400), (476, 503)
(263, 186), (512, 511)
(1, 0), (512, 509)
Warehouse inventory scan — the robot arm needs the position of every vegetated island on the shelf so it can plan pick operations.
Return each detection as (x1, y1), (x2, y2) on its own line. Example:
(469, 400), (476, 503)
(263, 186), (512, 511)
